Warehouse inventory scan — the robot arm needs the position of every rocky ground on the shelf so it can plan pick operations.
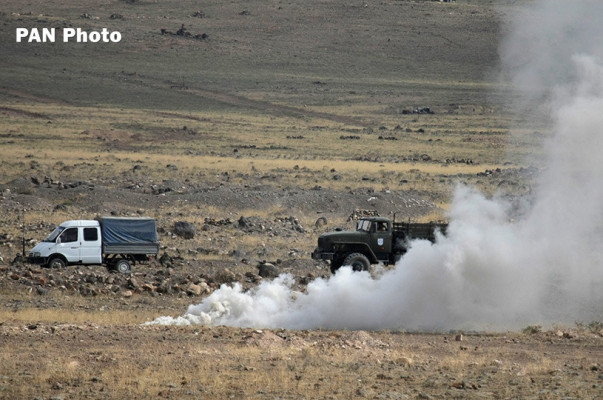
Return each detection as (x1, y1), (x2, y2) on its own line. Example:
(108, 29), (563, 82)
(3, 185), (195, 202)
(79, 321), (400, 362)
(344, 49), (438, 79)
(1, 320), (601, 399)
(0, 169), (446, 303)
(0, 174), (601, 400)
(0, 169), (448, 365)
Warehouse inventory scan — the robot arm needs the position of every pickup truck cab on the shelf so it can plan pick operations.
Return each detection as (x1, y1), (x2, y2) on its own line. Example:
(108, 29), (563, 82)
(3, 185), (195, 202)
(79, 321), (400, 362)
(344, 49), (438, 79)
(29, 220), (102, 267)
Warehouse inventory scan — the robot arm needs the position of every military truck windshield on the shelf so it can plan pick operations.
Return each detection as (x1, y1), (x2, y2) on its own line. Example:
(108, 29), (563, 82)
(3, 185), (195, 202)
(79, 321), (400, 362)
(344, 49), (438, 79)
(44, 226), (65, 242)
(356, 220), (372, 232)
(376, 221), (388, 231)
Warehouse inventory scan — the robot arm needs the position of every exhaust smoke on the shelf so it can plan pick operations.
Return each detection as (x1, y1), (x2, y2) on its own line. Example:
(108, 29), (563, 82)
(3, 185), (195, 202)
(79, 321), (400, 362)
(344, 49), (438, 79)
(147, 1), (603, 331)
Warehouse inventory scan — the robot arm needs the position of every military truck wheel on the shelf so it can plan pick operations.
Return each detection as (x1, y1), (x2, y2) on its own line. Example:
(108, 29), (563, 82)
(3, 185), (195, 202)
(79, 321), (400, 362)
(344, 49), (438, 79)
(115, 259), (132, 274)
(330, 258), (344, 274)
(48, 256), (66, 269)
(343, 253), (370, 272)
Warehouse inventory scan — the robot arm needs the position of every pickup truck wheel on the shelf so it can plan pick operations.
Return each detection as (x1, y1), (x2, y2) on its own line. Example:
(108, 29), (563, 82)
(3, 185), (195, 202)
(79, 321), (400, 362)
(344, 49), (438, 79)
(48, 257), (66, 269)
(115, 259), (132, 274)
(343, 253), (370, 272)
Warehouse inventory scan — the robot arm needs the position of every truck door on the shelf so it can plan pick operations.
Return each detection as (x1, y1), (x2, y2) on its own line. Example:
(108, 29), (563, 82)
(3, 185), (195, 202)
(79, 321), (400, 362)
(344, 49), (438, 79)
(371, 221), (391, 261)
(57, 227), (80, 262)
(80, 227), (102, 264)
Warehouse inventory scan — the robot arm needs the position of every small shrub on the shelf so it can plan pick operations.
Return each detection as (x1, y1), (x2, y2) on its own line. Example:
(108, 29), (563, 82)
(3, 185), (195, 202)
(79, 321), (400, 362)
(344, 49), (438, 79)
(522, 325), (542, 334)
(576, 321), (603, 334)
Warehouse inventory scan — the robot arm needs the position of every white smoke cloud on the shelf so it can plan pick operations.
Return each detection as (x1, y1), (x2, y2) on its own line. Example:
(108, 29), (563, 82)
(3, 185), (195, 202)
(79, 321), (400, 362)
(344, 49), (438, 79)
(499, 0), (603, 104)
(146, 1), (603, 331)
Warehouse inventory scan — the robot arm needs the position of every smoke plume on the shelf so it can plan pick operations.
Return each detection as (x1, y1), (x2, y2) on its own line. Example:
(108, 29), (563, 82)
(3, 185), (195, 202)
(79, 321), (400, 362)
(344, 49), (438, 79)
(146, 1), (603, 331)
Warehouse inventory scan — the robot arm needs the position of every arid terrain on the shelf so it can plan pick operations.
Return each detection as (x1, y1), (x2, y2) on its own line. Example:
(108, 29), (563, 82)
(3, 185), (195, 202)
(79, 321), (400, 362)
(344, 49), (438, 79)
(0, 0), (601, 399)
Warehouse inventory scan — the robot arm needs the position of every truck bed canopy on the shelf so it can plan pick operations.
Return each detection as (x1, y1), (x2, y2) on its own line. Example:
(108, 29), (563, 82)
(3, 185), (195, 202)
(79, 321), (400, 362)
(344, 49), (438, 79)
(96, 217), (158, 245)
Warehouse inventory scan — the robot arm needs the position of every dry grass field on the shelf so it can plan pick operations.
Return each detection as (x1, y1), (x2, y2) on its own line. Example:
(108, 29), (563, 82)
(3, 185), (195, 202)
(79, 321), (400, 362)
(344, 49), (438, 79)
(1, 317), (601, 399)
(0, 0), (600, 399)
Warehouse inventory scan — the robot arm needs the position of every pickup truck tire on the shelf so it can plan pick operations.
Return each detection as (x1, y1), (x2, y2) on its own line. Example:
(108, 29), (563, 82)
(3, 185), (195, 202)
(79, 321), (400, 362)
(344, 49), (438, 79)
(115, 259), (132, 274)
(343, 253), (370, 272)
(48, 256), (66, 269)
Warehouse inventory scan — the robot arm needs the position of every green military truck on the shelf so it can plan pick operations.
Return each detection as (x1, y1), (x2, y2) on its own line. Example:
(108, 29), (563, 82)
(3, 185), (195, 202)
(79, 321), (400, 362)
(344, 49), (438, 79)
(312, 216), (447, 273)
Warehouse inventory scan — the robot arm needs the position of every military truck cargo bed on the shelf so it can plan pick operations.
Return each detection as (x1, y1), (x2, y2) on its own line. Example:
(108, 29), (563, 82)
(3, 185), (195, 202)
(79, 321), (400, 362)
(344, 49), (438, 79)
(392, 221), (447, 242)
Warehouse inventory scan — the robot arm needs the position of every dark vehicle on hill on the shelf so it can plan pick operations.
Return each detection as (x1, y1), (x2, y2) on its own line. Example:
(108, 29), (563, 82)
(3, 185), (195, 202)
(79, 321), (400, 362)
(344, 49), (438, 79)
(312, 217), (447, 273)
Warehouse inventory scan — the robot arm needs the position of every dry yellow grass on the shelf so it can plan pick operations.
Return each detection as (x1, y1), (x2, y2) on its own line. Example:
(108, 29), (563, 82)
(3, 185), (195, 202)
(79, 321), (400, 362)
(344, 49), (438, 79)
(1, 101), (528, 177)
(0, 307), (154, 325)
(0, 290), (184, 325)
(0, 323), (599, 400)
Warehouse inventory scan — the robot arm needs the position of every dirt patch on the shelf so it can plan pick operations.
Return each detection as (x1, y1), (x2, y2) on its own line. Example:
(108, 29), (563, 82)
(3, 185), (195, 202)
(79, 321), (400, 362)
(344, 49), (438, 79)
(81, 129), (142, 150)
(0, 106), (50, 119)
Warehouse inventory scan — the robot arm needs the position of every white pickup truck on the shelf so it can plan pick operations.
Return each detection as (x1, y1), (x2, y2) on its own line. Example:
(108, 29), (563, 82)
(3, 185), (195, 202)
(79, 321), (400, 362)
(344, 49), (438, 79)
(27, 217), (159, 273)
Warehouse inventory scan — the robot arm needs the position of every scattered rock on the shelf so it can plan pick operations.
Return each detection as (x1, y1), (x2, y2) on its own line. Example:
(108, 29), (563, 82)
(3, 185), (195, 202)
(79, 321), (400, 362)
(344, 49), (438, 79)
(53, 204), (67, 212)
(214, 269), (236, 284)
(257, 262), (279, 278)
(127, 277), (139, 290)
(186, 283), (202, 296)
(160, 25), (209, 41)
(401, 106), (434, 114)
(348, 209), (379, 221)
(141, 283), (156, 293)
(204, 217), (232, 226)
(159, 253), (173, 268)
(11, 254), (25, 266)
(174, 221), (196, 239)
(315, 216), (328, 227)
(157, 281), (173, 294)
(397, 356), (413, 366)
(238, 216), (250, 228)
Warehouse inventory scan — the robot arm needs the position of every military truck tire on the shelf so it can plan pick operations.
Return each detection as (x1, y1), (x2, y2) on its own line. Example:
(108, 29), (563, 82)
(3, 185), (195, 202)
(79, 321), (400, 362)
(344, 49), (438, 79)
(48, 256), (66, 269)
(330, 258), (344, 274)
(343, 253), (370, 272)
(115, 259), (132, 274)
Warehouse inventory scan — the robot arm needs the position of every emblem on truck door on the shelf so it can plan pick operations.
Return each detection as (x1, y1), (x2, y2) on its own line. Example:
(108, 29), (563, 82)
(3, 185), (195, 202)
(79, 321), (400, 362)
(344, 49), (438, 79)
(378, 238), (384, 246)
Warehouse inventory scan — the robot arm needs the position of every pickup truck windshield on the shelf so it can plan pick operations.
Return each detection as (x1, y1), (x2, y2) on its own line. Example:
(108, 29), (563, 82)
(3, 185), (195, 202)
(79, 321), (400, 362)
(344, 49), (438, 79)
(356, 220), (371, 232)
(44, 227), (65, 242)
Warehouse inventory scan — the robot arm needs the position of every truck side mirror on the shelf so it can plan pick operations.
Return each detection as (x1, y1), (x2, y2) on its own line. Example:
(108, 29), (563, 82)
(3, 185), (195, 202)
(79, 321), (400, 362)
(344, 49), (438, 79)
(56, 237), (61, 244)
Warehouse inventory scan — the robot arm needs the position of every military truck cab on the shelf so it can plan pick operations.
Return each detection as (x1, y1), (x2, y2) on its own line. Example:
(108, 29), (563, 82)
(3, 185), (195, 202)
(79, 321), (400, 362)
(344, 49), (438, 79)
(355, 217), (394, 261)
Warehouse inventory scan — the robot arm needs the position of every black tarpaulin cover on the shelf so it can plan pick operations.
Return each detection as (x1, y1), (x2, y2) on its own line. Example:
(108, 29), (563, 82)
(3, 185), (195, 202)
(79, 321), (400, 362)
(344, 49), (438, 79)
(97, 217), (158, 245)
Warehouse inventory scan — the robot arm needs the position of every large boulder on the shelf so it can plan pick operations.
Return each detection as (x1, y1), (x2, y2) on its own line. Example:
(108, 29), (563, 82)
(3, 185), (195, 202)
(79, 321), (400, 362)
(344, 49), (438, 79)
(258, 262), (279, 279)
(214, 269), (237, 284)
(174, 221), (196, 239)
